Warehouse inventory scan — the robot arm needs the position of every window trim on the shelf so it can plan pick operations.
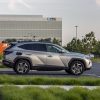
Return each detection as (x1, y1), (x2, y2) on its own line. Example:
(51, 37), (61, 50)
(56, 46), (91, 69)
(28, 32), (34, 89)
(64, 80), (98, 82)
(46, 44), (61, 53)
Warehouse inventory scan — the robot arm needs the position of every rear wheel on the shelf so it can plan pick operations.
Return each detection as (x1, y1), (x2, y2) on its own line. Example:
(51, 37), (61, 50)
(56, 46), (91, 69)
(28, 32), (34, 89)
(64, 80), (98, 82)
(14, 60), (30, 74)
(69, 61), (85, 75)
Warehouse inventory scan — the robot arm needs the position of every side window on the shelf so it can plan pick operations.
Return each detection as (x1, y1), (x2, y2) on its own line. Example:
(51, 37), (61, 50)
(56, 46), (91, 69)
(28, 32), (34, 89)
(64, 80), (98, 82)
(18, 44), (33, 50)
(18, 43), (46, 52)
(46, 45), (60, 53)
(32, 44), (47, 52)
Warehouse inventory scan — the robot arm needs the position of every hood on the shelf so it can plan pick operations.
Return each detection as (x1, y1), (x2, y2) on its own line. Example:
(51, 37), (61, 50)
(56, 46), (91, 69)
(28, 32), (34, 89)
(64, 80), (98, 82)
(66, 52), (92, 59)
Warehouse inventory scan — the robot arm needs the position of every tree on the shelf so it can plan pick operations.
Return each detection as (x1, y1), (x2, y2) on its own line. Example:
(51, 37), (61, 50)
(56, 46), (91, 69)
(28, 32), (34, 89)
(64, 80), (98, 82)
(4, 39), (17, 43)
(39, 38), (51, 43)
(66, 31), (97, 54)
(66, 38), (83, 53)
(94, 41), (100, 56)
(52, 38), (61, 45)
(82, 31), (97, 53)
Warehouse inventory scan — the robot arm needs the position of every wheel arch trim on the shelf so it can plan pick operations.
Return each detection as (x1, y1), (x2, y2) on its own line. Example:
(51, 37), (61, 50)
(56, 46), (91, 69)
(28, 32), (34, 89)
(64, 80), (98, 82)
(68, 58), (86, 69)
(14, 57), (33, 69)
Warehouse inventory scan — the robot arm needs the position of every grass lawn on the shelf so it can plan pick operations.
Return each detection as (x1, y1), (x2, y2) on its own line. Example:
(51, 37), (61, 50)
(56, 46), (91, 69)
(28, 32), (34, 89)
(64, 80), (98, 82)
(0, 75), (100, 86)
(0, 65), (7, 68)
(0, 86), (100, 100)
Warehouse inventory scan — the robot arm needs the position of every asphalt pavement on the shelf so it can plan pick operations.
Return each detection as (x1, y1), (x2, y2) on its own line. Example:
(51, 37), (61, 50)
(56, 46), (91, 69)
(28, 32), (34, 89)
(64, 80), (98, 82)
(0, 63), (100, 77)
(84, 63), (100, 77)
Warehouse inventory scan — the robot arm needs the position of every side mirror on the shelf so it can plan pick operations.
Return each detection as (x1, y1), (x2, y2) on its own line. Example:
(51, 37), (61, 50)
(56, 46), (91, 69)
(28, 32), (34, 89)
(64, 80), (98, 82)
(88, 54), (94, 58)
(59, 50), (65, 53)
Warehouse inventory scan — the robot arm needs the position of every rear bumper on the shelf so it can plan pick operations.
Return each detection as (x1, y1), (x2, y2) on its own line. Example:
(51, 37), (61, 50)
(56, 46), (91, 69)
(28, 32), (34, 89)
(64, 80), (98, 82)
(2, 60), (14, 68)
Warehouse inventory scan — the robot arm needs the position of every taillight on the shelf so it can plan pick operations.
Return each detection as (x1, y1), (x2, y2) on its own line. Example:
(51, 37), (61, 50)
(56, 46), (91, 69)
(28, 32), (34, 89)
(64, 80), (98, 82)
(4, 51), (13, 55)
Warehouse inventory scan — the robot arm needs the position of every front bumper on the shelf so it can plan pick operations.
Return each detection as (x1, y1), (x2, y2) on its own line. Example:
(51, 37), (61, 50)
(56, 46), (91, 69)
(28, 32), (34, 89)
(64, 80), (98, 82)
(2, 60), (14, 68)
(85, 59), (92, 70)
(85, 67), (91, 70)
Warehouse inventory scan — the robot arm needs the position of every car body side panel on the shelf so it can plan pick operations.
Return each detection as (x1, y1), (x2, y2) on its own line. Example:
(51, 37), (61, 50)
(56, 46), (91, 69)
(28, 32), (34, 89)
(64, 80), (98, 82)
(46, 52), (65, 67)
(60, 55), (71, 67)
(23, 51), (47, 66)
(4, 51), (18, 62)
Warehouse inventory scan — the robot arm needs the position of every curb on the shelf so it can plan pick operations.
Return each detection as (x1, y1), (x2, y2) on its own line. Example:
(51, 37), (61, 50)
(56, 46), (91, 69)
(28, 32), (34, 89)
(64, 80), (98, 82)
(0, 85), (99, 90)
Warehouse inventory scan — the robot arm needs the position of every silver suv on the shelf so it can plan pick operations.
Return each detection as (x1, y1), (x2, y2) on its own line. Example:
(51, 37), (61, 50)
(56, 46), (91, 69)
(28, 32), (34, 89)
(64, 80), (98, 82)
(2, 42), (92, 75)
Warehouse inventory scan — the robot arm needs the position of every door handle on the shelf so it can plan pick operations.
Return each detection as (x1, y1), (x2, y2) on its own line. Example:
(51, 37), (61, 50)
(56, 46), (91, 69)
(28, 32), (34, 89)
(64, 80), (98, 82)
(48, 55), (52, 57)
(16, 52), (22, 55)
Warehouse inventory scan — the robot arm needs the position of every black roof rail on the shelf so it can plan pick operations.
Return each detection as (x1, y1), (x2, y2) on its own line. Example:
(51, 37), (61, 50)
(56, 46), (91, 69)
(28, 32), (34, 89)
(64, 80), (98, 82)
(16, 40), (37, 43)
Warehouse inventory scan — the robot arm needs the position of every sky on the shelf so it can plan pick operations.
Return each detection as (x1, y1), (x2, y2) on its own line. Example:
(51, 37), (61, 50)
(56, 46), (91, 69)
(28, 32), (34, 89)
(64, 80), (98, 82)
(0, 0), (100, 45)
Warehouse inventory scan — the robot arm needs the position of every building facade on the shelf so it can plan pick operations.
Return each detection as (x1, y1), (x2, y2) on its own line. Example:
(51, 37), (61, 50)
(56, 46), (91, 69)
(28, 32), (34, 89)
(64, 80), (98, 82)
(0, 15), (62, 43)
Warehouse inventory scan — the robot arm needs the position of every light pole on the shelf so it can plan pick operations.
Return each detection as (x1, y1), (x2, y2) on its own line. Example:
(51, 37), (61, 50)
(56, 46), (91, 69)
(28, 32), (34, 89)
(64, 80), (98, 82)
(75, 26), (78, 47)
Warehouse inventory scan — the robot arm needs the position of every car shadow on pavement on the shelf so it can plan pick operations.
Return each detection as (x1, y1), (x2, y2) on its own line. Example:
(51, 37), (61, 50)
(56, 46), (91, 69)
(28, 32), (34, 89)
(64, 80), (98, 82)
(0, 70), (82, 77)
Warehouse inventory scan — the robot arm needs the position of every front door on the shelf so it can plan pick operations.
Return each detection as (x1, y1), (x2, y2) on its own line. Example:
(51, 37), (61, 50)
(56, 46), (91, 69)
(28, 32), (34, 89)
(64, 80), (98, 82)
(46, 44), (65, 67)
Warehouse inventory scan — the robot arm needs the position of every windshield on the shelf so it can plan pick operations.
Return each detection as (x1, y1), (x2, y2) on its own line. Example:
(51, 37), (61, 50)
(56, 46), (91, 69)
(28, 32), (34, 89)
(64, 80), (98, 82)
(54, 45), (69, 53)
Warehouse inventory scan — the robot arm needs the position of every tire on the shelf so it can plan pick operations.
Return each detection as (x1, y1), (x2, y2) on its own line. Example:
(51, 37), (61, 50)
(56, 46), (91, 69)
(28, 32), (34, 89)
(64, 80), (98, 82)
(69, 61), (85, 75)
(14, 60), (30, 74)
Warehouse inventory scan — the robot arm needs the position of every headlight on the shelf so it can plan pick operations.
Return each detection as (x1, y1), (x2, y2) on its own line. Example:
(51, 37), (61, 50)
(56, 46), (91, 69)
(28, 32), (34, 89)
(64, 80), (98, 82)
(86, 54), (94, 59)
(85, 59), (92, 65)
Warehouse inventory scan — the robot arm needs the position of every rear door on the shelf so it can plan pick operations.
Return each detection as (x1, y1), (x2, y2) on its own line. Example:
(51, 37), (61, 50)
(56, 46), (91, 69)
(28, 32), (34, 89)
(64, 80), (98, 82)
(30, 43), (47, 66)
(18, 43), (47, 66)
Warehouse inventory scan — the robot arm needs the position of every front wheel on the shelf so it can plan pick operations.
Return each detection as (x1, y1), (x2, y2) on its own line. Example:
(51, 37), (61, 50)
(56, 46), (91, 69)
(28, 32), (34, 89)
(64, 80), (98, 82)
(14, 60), (30, 74)
(69, 61), (85, 75)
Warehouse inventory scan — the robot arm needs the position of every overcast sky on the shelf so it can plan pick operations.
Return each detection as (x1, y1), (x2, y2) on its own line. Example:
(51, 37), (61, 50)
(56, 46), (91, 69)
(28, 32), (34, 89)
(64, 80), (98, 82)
(0, 0), (100, 45)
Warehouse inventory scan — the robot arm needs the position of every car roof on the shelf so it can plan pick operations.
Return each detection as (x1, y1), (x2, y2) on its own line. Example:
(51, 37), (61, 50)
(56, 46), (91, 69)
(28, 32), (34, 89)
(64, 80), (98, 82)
(12, 41), (55, 46)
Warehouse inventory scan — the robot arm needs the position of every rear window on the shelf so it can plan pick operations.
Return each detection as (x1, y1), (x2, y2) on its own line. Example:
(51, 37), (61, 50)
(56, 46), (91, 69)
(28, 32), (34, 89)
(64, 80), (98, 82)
(18, 43), (47, 52)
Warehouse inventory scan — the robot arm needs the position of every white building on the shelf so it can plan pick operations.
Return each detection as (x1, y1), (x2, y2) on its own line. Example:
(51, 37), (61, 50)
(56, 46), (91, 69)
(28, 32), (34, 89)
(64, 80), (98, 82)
(0, 15), (62, 43)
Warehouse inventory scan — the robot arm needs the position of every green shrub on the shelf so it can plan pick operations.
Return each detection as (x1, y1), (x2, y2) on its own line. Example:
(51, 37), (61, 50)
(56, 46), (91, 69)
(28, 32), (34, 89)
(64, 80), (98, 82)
(0, 55), (3, 60)
(0, 86), (100, 100)
(87, 88), (100, 100)
(0, 65), (7, 68)
(0, 86), (30, 100)
(0, 75), (100, 86)
(69, 87), (90, 100)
